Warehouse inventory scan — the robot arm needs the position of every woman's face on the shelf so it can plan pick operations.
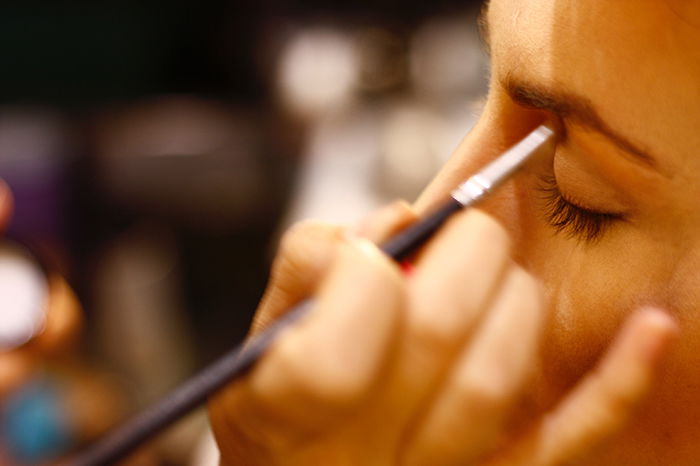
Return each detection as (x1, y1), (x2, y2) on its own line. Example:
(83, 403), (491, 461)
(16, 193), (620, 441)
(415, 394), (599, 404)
(417, 0), (700, 463)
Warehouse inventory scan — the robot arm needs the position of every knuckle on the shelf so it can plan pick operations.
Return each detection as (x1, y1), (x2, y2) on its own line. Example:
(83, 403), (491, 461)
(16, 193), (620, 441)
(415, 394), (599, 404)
(407, 275), (483, 351)
(369, 200), (411, 224)
(409, 306), (464, 354)
(274, 335), (368, 410)
(456, 374), (510, 414)
(385, 199), (417, 224)
(272, 221), (344, 283)
(279, 220), (340, 256)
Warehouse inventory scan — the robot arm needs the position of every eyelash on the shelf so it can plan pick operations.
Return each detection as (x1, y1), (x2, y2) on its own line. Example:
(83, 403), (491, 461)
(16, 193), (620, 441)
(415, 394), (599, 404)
(537, 174), (624, 242)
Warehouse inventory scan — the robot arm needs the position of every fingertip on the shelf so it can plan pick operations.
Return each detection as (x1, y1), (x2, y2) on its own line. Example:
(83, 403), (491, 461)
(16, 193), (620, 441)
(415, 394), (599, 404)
(278, 220), (345, 262)
(340, 232), (403, 283)
(626, 307), (679, 364)
(632, 306), (679, 334)
(351, 199), (418, 243)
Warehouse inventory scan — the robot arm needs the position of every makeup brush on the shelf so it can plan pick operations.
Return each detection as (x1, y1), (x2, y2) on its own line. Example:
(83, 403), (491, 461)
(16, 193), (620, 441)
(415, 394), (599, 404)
(69, 124), (554, 466)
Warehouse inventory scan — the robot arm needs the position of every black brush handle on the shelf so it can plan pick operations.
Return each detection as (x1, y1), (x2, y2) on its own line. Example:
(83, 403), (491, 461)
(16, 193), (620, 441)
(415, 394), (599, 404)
(380, 197), (463, 260)
(70, 302), (311, 466)
(68, 197), (464, 466)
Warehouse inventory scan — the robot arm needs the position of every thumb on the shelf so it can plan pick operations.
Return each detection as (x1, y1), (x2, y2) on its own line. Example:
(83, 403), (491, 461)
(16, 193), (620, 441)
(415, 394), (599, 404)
(251, 201), (417, 335)
(251, 220), (344, 335)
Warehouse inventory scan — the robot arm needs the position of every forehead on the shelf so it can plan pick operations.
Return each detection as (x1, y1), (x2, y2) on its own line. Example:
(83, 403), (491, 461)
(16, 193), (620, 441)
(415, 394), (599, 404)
(486, 0), (700, 169)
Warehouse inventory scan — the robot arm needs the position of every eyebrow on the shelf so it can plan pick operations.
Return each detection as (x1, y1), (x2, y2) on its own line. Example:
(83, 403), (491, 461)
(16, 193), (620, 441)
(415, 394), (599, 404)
(503, 77), (660, 170)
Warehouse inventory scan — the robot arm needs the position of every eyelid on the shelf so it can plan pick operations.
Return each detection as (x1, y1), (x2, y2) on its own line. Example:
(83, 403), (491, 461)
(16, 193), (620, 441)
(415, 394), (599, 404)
(556, 182), (626, 217)
(536, 174), (625, 242)
(552, 134), (638, 215)
(539, 173), (626, 218)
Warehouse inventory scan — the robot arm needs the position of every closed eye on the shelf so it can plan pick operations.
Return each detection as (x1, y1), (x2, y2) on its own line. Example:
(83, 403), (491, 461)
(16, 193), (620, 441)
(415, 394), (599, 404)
(536, 174), (625, 242)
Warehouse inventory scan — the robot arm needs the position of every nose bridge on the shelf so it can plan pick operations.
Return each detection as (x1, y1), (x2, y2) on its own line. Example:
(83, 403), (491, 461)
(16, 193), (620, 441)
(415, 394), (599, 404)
(417, 93), (549, 202)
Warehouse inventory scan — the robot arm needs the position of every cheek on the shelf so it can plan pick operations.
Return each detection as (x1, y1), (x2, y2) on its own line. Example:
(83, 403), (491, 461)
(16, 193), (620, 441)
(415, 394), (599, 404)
(539, 253), (631, 392)
(486, 178), (666, 391)
(542, 253), (700, 454)
(657, 250), (700, 399)
(476, 176), (620, 395)
(526, 230), (700, 398)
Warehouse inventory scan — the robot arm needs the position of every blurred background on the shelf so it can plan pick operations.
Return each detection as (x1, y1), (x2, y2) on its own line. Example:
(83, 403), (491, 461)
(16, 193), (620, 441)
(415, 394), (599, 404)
(0, 0), (488, 464)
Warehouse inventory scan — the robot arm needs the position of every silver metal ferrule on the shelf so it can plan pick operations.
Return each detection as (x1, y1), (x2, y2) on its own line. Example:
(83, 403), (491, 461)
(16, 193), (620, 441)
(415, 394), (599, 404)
(449, 125), (554, 207)
(451, 174), (490, 205)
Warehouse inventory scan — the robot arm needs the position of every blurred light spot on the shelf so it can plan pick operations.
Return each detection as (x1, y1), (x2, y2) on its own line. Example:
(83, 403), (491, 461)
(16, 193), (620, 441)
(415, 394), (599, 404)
(410, 13), (488, 99)
(277, 28), (359, 117)
(0, 242), (48, 350)
(282, 109), (382, 226)
(94, 97), (265, 229)
(0, 109), (69, 175)
(378, 102), (445, 198)
(3, 378), (71, 463)
(355, 27), (407, 93)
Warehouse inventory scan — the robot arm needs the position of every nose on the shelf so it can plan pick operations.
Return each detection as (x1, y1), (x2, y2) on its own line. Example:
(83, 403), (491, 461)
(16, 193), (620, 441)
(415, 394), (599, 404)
(413, 93), (555, 262)
(415, 92), (549, 214)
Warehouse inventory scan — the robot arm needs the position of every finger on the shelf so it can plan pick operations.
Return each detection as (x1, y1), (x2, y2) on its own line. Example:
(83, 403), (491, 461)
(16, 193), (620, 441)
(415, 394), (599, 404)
(404, 265), (545, 466)
(487, 307), (677, 466)
(0, 180), (13, 231)
(409, 209), (511, 350)
(210, 236), (405, 451)
(251, 221), (345, 334)
(252, 201), (415, 335)
(388, 210), (511, 404)
(352, 199), (418, 244)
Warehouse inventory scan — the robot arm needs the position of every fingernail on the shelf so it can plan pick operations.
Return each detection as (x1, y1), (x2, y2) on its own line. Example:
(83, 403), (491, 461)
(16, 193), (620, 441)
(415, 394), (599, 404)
(341, 232), (383, 260)
(349, 208), (388, 238)
(350, 200), (414, 241)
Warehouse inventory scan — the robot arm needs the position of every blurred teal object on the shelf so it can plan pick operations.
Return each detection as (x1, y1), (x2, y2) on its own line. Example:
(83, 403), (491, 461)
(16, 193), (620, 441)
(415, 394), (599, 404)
(2, 378), (73, 464)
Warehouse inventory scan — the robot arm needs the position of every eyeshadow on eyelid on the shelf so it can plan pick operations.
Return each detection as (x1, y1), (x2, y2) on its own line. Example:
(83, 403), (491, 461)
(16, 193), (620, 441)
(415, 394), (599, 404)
(552, 145), (633, 213)
(561, 123), (666, 190)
